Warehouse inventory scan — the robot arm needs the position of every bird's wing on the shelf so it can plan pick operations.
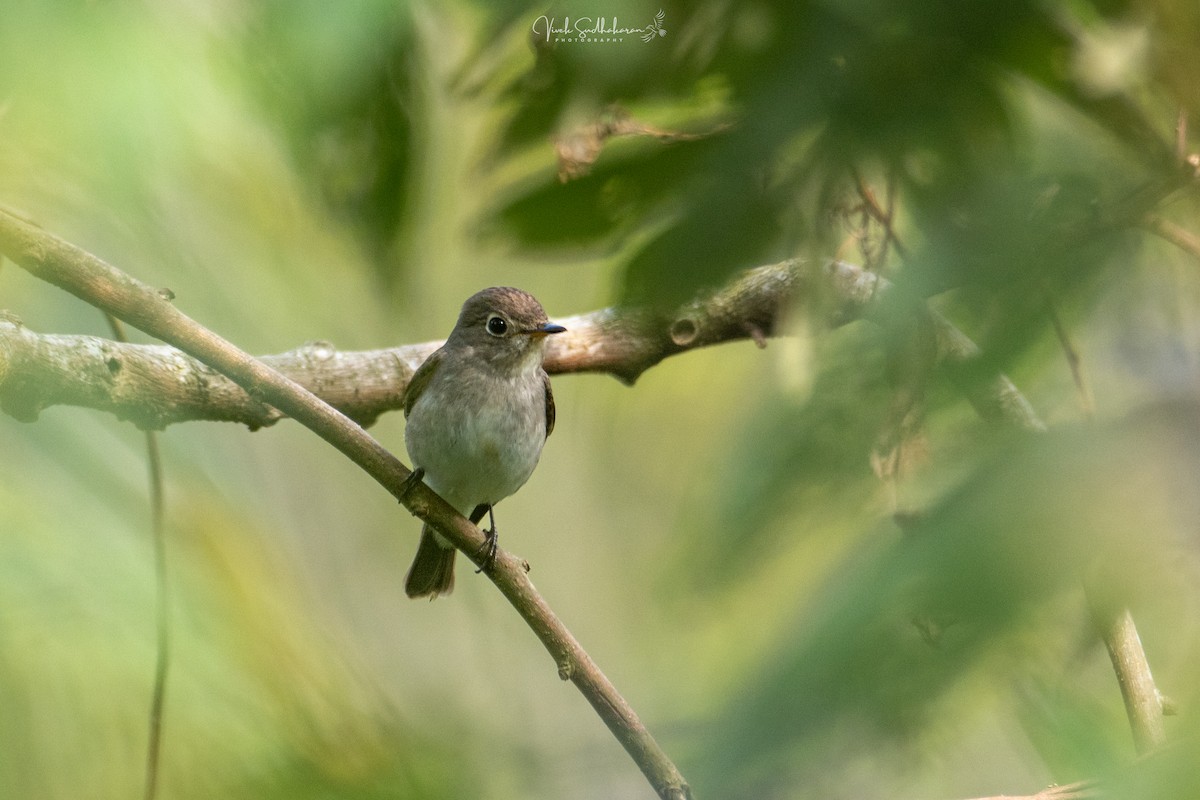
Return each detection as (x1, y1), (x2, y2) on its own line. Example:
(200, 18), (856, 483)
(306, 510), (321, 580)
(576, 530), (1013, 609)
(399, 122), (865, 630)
(543, 371), (556, 438)
(403, 349), (444, 418)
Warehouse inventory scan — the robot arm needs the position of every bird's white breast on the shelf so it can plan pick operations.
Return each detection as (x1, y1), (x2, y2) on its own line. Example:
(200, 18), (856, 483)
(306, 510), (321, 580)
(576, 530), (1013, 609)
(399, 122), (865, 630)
(404, 367), (547, 515)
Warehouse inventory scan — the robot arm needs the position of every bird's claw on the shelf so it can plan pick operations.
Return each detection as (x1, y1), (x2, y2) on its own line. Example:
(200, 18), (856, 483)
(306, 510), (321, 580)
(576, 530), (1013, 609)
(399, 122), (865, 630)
(475, 526), (498, 573)
(399, 467), (425, 500)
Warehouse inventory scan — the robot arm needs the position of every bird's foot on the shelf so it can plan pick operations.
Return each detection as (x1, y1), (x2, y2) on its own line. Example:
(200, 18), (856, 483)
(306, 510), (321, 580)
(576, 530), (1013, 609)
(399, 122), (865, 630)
(475, 527), (498, 573)
(475, 505), (498, 573)
(398, 467), (425, 501)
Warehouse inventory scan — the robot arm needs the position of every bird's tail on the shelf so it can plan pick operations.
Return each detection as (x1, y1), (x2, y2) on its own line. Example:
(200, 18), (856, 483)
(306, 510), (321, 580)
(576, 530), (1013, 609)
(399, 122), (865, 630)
(405, 525), (456, 599)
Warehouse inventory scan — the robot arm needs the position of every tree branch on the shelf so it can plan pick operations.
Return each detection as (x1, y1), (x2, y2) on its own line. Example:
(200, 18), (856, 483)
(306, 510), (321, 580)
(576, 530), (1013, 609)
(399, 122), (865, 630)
(2, 257), (1045, 436)
(0, 317), (429, 429)
(965, 780), (1098, 800)
(0, 208), (692, 800)
(824, 260), (1046, 431)
(1091, 605), (1168, 754)
(1144, 213), (1200, 262)
(0, 258), (804, 429)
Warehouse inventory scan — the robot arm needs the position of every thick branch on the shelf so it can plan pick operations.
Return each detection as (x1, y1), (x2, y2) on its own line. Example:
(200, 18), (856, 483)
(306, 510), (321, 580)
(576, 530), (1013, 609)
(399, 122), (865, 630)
(0, 209), (692, 800)
(0, 260), (804, 429)
(550, 260), (799, 383)
(4, 258), (1045, 435)
(0, 318), (432, 429)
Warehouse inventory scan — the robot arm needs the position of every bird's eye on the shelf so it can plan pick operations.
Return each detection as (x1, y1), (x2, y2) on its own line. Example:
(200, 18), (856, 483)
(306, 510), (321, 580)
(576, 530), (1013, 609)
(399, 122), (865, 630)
(486, 315), (508, 337)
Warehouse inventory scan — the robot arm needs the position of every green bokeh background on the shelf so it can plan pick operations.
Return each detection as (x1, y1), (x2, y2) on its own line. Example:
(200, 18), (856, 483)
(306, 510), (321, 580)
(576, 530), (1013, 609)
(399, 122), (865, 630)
(3, 2), (1200, 799)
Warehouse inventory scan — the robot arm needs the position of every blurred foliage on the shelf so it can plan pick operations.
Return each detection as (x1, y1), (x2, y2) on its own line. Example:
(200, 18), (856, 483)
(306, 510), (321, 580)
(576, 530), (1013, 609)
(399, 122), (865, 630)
(474, 0), (1190, 310)
(233, 1), (423, 287)
(3, 1), (1200, 800)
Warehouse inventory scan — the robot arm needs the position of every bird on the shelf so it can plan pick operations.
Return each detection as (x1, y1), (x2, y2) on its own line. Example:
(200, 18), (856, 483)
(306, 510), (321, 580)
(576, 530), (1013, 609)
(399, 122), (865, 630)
(401, 287), (565, 599)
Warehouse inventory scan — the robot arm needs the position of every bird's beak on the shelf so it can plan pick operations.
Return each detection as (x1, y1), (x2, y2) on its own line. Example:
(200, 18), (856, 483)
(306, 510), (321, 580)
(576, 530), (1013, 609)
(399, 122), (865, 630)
(526, 322), (567, 338)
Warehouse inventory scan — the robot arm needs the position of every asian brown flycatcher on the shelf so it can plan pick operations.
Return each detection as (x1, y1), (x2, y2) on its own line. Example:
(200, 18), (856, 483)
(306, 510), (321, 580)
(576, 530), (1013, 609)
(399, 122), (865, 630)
(402, 287), (565, 599)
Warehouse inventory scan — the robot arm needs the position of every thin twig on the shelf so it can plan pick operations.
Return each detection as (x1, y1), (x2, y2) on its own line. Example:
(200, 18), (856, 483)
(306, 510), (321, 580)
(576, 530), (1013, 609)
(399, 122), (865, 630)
(881, 172), (898, 266)
(853, 170), (910, 263)
(1043, 303), (1165, 753)
(1044, 289), (1166, 754)
(1175, 108), (1188, 165)
(1091, 606), (1167, 754)
(1042, 303), (1169, 755)
(1045, 299), (1095, 420)
(965, 779), (1099, 800)
(825, 261), (1045, 431)
(1144, 214), (1200, 262)
(107, 315), (170, 800)
(140, 429), (170, 800)
(0, 208), (692, 800)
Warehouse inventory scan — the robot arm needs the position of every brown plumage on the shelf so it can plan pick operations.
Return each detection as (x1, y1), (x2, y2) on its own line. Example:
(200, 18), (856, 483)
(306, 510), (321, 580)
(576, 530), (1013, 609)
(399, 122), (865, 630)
(402, 287), (565, 599)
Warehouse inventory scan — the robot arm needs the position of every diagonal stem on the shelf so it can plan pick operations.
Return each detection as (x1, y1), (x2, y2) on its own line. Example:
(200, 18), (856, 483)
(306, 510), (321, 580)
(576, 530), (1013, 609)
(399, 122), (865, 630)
(1091, 605), (1167, 754)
